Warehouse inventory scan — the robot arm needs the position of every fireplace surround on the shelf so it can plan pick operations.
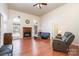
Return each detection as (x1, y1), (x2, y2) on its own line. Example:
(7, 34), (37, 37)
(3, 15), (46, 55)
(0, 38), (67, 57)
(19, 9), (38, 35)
(23, 27), (32, 38)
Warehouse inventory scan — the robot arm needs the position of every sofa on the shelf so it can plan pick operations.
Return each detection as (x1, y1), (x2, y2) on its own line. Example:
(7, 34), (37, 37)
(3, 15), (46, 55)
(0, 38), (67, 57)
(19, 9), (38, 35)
(53, 32), (75, 53)
(38, 32), (50, 39)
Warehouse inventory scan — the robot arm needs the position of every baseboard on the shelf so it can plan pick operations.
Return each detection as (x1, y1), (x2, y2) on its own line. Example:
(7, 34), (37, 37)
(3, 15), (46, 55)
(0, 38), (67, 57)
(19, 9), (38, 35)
(72, 43), (79, 47)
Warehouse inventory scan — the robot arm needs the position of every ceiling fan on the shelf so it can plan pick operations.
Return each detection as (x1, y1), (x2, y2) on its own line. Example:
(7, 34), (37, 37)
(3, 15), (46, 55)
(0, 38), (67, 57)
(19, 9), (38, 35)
(33, 3), (47, 9)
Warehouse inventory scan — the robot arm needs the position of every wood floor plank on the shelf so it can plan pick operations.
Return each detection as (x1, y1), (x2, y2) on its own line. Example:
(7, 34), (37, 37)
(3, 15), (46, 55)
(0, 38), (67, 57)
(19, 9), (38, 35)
(13, 38), (79, 56)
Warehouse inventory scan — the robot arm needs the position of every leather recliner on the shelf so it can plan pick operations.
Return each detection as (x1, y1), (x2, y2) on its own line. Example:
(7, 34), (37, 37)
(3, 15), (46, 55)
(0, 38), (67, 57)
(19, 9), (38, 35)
(53, 32), (75, 53)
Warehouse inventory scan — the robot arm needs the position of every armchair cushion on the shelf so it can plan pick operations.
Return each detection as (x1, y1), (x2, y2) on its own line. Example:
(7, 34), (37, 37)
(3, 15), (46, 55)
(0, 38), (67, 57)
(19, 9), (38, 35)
(64, 32), (72, 37)
(61, 36), (67, 42)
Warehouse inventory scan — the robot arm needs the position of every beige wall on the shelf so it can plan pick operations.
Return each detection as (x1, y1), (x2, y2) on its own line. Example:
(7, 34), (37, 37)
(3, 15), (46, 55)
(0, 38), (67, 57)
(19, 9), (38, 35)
(8, 9), (40, 38)
(40, 4), (79, 46)
(0, 3), (8, 47)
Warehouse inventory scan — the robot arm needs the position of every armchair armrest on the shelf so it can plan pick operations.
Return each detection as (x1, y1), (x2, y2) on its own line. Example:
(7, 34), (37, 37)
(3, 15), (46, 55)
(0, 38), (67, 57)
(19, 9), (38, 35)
(53, 39), (65, 44)
(53, 39), (67, 50)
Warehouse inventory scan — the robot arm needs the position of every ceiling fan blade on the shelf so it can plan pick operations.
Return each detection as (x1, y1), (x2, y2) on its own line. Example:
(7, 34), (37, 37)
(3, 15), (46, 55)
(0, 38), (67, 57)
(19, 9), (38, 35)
(33, 3), (38, 6)
(33, 3), (47, 9)
(42, 3), (47, 5)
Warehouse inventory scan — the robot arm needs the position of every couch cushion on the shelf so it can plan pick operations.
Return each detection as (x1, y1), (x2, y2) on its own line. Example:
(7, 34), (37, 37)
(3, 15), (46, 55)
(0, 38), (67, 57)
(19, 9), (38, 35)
(40, 32), (50, 39)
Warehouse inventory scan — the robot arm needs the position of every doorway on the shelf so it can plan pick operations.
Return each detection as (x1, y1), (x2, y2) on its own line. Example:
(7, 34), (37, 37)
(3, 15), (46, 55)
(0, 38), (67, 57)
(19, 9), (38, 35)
(0, 14), (1, 42)
(0, 13), (3, 47)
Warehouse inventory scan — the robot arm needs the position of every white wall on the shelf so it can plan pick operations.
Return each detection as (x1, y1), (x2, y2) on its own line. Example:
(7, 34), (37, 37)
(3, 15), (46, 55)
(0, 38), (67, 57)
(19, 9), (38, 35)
(0, 14), (1, 33)
(0, 3), (8, 47)
(40, 4), (79, 46)
(8, 9), (40, 38)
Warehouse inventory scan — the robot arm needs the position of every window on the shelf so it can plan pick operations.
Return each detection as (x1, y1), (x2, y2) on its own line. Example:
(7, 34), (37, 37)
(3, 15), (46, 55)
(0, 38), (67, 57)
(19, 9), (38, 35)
(13, 23), (20, 33)
(13, 16), (21, 39)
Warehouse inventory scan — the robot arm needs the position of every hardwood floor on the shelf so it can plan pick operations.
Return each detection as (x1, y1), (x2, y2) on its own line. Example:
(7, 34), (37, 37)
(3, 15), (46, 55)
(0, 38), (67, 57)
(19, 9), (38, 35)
(13, 38), (79, 56)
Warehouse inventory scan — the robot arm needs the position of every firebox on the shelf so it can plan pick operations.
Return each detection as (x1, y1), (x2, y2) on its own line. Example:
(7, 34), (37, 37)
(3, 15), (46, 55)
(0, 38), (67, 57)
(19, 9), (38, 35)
(23, 32), (31, 37)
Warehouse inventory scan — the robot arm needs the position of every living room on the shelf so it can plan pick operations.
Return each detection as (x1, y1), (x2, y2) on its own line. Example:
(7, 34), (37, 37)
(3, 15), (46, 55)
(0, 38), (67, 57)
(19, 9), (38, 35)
(0, 3), (79, 56)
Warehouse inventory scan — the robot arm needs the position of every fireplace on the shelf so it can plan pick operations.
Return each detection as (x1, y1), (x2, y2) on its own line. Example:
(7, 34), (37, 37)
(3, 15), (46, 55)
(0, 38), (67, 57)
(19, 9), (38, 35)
(23, 27), (32, 38)
(24, 32), (31, 37)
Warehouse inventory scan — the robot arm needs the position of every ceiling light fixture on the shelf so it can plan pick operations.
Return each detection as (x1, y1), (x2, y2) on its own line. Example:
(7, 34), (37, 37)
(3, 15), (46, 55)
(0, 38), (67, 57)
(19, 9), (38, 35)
(33, 3), (47, 9)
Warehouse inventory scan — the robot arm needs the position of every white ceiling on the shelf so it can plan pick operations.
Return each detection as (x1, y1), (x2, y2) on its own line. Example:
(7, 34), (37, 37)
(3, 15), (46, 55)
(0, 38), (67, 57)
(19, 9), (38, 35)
(8, 3), (65, 16)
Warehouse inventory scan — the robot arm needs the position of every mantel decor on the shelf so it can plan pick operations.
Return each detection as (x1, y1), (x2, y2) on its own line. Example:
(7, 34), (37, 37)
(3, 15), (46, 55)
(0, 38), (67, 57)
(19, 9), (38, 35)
(25, 19), (30, 24)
